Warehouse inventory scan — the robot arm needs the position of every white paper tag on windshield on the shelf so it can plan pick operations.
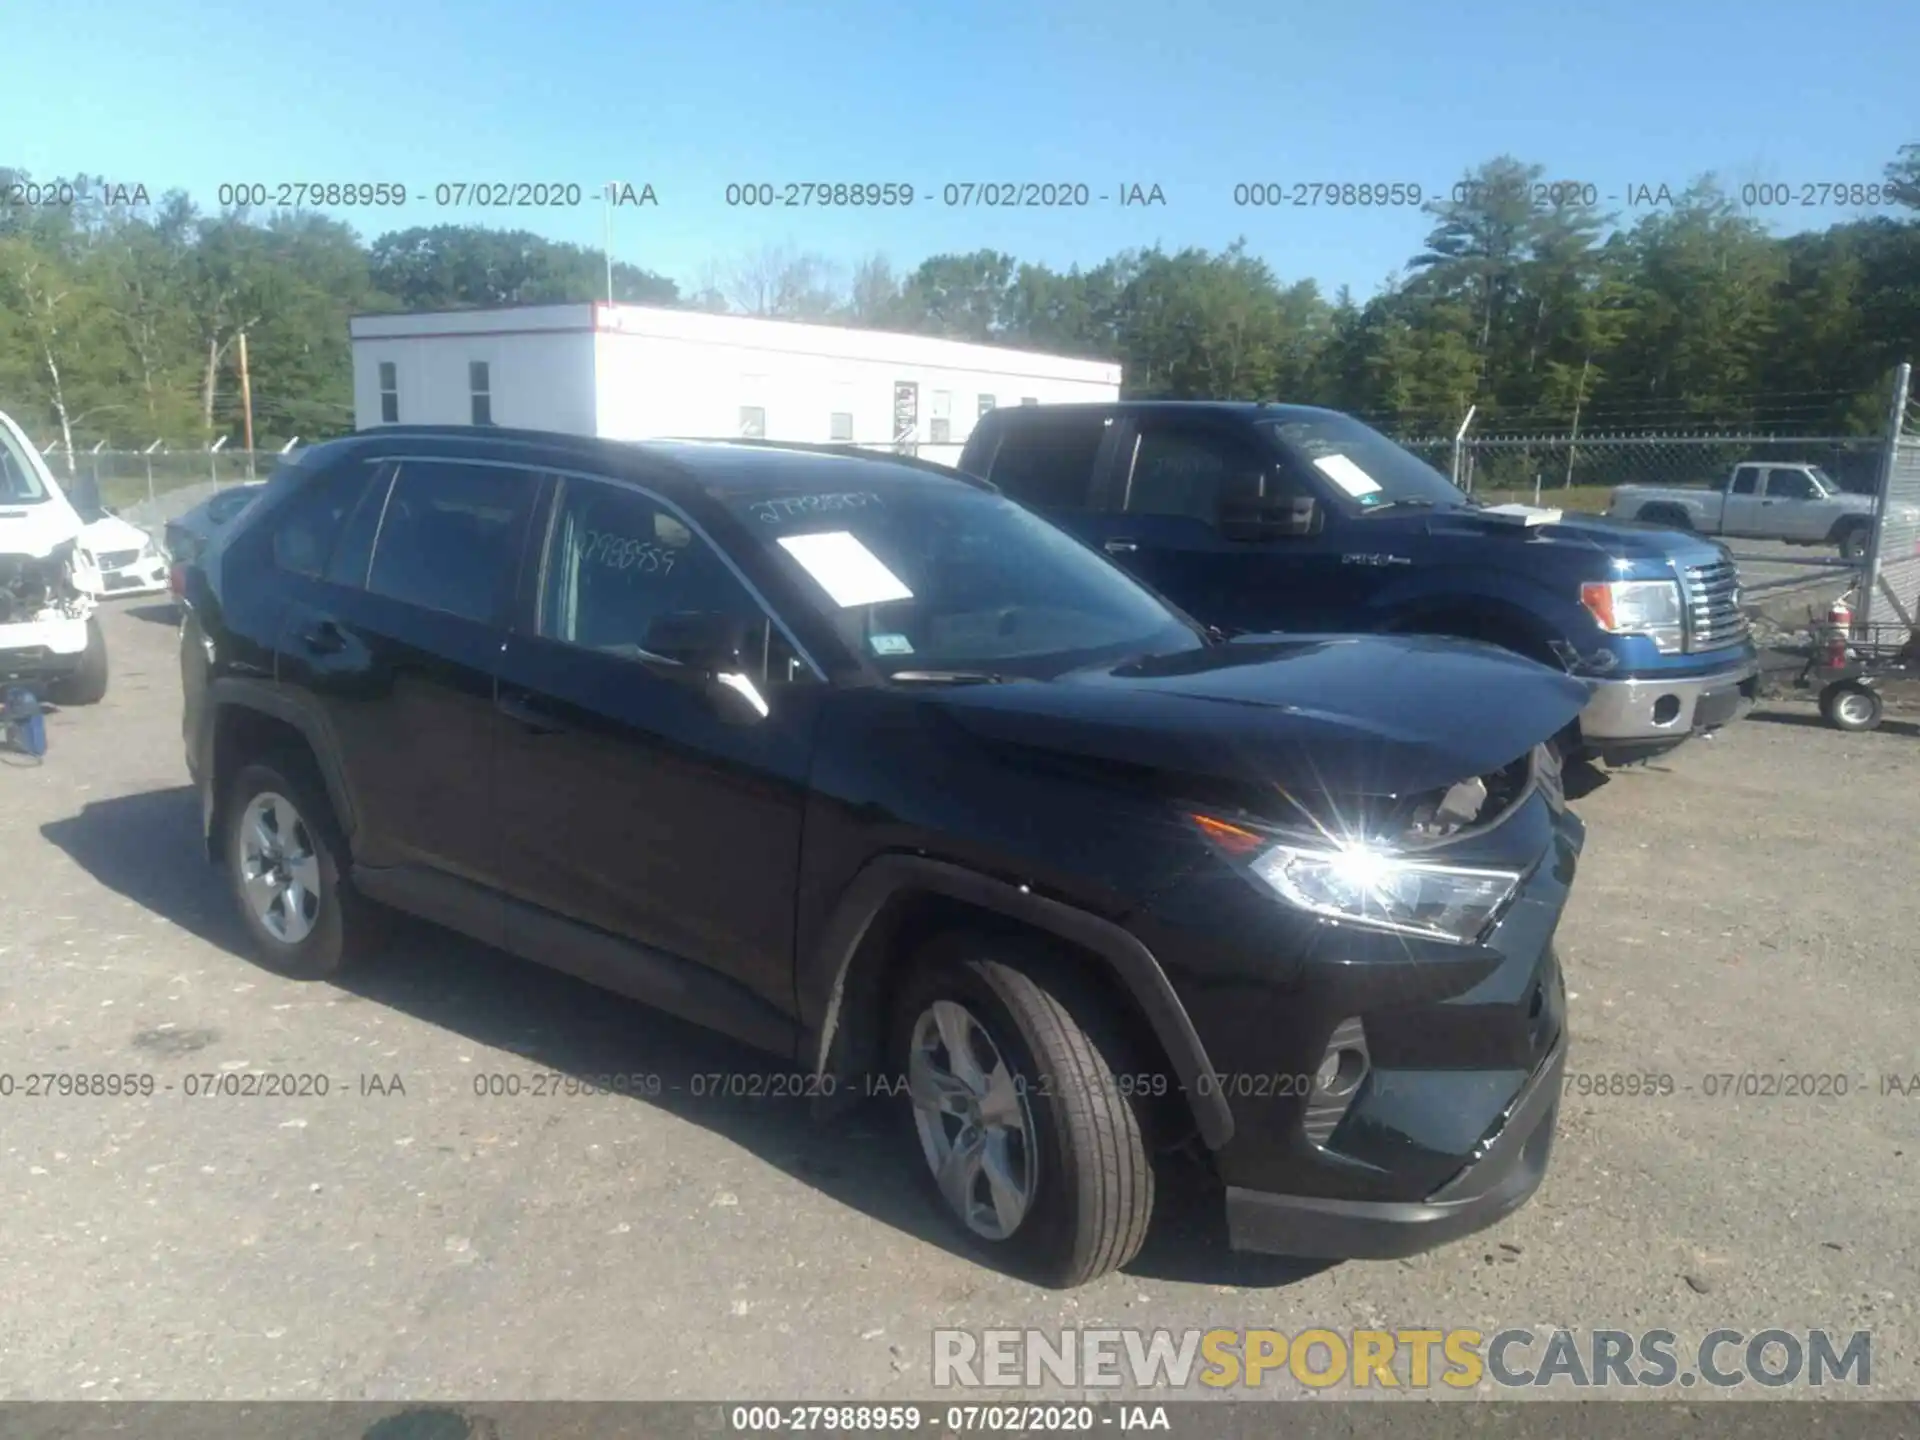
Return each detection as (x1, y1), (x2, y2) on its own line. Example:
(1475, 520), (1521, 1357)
(870, 633), (914, 655)
(1312, 453), (1384, 497)
(777, 531), (914, 608)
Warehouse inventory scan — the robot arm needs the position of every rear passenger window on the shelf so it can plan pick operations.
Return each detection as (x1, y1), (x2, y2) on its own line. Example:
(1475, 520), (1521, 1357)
(981, 413), (1107, 511)
(1730, 469), (1760, 496)
(323, 463), (396, 589)
(272, 461), (382, 578)
(365, 460), (534, 623)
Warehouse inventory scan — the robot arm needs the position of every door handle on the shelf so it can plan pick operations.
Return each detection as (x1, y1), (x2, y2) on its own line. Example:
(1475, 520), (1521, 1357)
(497, 692), (567, 736)
(1103, 538), (1139, 555)
(300, 621), (346, 655)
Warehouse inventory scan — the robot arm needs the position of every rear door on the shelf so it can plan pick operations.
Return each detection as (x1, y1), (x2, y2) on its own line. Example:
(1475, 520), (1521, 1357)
(274, 453), (538, 905)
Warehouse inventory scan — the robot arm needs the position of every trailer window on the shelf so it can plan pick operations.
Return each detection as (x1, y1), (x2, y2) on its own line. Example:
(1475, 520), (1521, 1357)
(469, 362), (493, 427)
(378, 361), (399, 425)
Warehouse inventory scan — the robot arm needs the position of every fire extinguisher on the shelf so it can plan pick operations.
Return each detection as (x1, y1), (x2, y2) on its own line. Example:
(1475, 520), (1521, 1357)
(1826, 594), (1853, 667)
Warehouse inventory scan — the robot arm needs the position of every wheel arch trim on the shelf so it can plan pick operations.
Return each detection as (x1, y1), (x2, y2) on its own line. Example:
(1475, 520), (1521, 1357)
(202, 679), (358, 862)
(805, 854), (1234, 1150)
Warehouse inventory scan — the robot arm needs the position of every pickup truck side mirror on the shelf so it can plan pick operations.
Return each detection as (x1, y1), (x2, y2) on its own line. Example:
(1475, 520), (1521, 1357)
(1218, 495), (1321, 542)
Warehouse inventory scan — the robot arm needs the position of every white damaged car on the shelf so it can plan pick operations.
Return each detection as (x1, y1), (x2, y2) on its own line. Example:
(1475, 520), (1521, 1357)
(0, 408), (109, 704)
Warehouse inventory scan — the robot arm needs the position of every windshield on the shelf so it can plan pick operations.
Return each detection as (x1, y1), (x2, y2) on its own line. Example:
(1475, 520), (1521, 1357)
(0, 426), (52, 504)
(719, 472), (1203, 679)
(1805, 466), (1839, 494)
(1260, 413), (1470, 511)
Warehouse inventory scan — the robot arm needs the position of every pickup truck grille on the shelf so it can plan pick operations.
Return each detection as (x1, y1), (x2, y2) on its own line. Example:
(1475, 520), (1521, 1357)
(98, 549), (141, 570)
(1682, 558), (1748, 652)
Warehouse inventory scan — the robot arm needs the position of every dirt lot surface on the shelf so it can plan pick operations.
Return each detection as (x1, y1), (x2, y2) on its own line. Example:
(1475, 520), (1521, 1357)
(0, 601), (1914, 1402)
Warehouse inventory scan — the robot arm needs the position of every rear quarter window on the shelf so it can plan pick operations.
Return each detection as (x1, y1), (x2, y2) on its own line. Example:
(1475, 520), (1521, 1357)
(975, 411), (1107, 510)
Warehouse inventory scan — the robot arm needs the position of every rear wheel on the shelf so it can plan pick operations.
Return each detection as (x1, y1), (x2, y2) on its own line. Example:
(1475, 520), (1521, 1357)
(1821, 681), (1883, 733)
(224, 759), (378, 978)
(890, 936), (1155, 1288)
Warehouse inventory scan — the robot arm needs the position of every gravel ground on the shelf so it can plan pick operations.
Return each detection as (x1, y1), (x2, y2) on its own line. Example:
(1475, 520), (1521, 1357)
(0, 600), (1914, 1403)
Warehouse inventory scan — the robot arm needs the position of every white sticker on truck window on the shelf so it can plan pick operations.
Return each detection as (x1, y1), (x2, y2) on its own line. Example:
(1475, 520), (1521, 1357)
(1312, 453), (1384, 497)
(777, 531), (914, 608)
(869, 633), (914, 655)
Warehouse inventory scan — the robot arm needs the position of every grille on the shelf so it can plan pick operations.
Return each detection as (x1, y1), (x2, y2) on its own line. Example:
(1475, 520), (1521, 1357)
(1681, 557), (1747, 652)
(98, 549), (142, 570)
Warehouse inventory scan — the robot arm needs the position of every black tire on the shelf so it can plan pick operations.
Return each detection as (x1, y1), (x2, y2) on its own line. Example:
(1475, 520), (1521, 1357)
(223, 758), (376, 978)
(1836, 524), (1870, 561)
(50, 616), (109, 705)
(889, 935), (1154, 1288)
(1821, 681), (1883, 733)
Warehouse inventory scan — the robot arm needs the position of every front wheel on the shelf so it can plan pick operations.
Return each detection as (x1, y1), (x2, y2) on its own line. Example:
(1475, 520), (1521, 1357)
(50, 616), (108, 705)
(1837, 526), (1870, 561)
(1821, 681), (1883, 733)
(890, 937), (1155, 1288)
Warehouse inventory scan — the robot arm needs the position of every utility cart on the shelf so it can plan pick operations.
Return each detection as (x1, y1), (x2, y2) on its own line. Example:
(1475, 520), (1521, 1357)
(1794, 598), (1919, 733)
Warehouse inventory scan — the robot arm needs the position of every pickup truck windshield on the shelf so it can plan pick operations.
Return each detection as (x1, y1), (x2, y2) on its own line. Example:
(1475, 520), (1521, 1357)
(0, 429), (52, 504)
(1259, 414), (1470, 511)
(720, 475), (1204, 679)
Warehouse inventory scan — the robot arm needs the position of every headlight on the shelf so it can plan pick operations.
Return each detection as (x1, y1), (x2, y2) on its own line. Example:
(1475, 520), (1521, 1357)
(1193, 815), (1524, 944)
(1581, 579), (1683, 654)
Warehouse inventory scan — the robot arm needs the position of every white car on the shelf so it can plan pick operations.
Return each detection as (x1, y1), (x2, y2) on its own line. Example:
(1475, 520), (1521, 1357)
(77, 509), (170, 596)
(0, 408), (109, 704)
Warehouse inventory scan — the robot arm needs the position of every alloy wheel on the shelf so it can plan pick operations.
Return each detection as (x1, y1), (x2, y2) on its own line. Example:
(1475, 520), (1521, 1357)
(906, 999), (1038, 1240)
(238, 791), (323, 944)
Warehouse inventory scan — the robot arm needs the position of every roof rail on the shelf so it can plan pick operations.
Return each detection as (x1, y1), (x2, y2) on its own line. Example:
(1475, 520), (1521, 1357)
(659, 438), (998, 491)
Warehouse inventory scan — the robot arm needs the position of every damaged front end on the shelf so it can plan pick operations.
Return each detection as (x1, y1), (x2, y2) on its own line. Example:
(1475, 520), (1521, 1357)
(1, 542), (96, 624)
(0, 541), (98, 683)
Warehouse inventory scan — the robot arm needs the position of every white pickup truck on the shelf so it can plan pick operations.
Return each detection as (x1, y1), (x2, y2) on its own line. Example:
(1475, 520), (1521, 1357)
(0, 407), (110, 703)
(1607, 462), (1881, 559)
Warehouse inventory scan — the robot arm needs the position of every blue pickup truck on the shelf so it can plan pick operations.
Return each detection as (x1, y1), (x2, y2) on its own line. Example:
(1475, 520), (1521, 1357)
(958, 401), (1760, 765)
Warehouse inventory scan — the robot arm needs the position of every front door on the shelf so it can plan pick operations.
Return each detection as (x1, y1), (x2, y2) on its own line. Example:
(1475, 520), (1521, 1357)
(1073, 417), (1347, 635)
(491, 472), (821, 1014)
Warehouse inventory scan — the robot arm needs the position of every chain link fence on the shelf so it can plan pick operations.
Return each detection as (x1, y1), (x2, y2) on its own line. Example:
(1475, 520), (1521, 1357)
(1395, 432), (1891, 514)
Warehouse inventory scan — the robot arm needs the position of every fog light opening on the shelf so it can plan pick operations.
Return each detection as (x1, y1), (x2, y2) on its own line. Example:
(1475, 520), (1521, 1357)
(1651, 694), (1682, 726)
(1315, 1046), (1367, 1098)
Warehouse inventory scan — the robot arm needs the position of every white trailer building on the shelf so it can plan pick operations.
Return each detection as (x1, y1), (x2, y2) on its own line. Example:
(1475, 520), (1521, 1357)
(348, 303), (1122, 466)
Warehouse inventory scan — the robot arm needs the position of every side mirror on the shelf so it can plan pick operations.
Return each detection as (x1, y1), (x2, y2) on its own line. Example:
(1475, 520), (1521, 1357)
(1218, 495), (1320, 542)
(639, 611), (769, 722)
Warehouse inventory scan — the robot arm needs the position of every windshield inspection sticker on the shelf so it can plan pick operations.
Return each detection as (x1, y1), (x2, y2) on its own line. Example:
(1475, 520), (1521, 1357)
(869, 633), (915, 655)
(1312, 453), (1384, 497)
(777, 530), (914, 608)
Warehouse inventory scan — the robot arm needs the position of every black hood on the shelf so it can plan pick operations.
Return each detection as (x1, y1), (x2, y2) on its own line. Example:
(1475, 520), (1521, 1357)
(925, 634), (1591, 800)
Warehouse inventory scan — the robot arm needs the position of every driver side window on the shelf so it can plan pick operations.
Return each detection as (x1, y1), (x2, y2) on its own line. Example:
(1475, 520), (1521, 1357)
(1767, 469), (1815, 500)
(538, 478), (812, 686)
(1122, 426), (1286, 525)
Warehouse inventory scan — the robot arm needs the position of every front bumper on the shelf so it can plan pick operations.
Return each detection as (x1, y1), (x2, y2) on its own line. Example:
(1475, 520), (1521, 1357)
(1226, 1029), (1564, 1259)
(0, 615), (90, 682)
(92, 557), (170, 596)
(1578, 652), (1759, 751)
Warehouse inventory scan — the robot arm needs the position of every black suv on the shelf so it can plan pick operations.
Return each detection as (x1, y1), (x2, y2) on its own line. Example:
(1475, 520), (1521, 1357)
(181, 426), (1588, 1288)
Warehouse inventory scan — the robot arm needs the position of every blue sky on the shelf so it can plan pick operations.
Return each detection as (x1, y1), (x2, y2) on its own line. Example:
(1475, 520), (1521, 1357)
(7, 0), (1915, 303)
